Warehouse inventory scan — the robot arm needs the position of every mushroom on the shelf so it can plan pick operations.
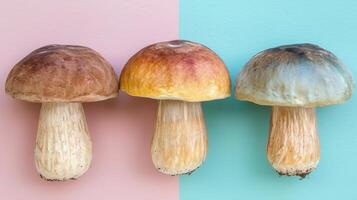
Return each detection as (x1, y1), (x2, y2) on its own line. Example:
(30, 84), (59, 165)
(235, 43), (354, 177)
(5, 45), (118, 181)
(120, 40), (231, 175)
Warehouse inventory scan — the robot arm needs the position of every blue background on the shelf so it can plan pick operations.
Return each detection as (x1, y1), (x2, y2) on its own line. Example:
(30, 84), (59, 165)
(180, 0), (357, 199)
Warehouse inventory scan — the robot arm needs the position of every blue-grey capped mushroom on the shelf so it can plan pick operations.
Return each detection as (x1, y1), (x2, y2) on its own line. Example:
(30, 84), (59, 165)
(235, 43), (354, 177)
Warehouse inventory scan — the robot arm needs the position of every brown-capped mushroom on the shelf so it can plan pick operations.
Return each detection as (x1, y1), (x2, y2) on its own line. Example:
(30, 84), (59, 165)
(120, 40), (231, 175)
(5, 45), (118, 181)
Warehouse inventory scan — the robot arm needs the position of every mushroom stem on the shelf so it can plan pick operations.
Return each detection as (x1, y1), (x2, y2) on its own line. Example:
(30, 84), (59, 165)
(267, 106), (320, 177)
(151, 100), (207, 175)
(35, 102), (92, 181)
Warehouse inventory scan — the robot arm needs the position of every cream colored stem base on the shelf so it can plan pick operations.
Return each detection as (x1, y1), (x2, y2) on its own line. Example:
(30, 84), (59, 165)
(151, 100), (207, 175)
(267, 106), (320, 177)
(35, 102), (92, 181)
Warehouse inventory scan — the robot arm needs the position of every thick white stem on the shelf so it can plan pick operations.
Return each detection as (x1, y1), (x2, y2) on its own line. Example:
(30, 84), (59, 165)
(35, 102), (92, 181)
(151, 100), (207, 175)
(267, 106), (320, 177)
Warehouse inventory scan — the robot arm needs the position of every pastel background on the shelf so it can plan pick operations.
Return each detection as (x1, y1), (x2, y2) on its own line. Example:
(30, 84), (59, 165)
(0, 0), (178, 199)
(180, 0), (357, 200)
(1, 0), (357, 200)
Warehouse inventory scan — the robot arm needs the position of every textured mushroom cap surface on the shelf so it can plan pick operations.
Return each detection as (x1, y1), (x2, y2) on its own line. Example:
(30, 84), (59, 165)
(235, 44), (354, 107)
(119, 40), (231, 102)
(5, 45), (118, 102)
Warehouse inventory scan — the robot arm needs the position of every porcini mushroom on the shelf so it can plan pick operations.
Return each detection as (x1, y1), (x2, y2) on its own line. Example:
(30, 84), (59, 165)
(5, 45), (118, 181)
(120, 40), (231, 175)
(235, 44), (354, 177)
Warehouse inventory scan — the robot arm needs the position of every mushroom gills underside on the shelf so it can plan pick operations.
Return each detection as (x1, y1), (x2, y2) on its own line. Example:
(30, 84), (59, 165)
(35, 102), (92, 181)
(267, 106), (320, 177)
(151, 100), (207, 175)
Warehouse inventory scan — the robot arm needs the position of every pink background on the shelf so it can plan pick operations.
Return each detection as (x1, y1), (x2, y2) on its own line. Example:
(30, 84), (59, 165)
(0, 0), (179, 199)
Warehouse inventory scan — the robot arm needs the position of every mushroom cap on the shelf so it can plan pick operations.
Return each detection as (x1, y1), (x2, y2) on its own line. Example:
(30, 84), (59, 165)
(235, 44), (354, 107)
(5, 45), (118, 103)
(119, 40), (231, 102)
